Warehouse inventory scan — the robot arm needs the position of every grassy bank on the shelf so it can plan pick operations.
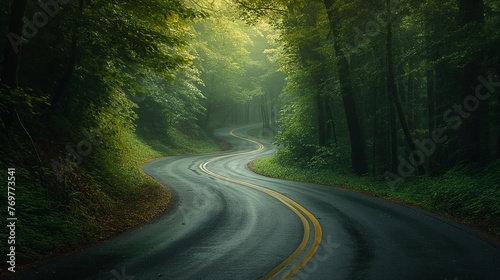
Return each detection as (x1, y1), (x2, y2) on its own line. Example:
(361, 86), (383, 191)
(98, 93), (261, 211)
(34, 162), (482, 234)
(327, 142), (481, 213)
(249, 155), (500, 239)
(0, 127), (223, 271)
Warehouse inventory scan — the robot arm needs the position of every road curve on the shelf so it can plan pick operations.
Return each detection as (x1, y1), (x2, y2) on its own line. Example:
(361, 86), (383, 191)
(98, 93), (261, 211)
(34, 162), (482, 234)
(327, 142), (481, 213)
(4, 125), (500, 280)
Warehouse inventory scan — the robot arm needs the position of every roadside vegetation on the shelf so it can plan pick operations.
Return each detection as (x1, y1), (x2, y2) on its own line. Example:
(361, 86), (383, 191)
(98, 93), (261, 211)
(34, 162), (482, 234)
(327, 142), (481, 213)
(250, 154), (500, 239)
(2, 0), (499, 272)
(0, 0), (279, 269)
(238, 0), (500, 241)
(0, 127), (223, 266)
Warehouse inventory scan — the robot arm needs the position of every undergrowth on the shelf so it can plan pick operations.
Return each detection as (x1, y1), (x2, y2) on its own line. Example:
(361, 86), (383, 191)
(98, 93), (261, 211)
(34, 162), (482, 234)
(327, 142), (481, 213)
(0, 125), (222, 270)
(250, 155), (500, 238)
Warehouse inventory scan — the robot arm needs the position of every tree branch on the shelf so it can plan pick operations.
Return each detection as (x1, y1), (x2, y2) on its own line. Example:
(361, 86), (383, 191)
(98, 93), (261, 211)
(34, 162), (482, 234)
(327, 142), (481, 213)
(234, 0), (286, 13)
(188, 0), (217, 12)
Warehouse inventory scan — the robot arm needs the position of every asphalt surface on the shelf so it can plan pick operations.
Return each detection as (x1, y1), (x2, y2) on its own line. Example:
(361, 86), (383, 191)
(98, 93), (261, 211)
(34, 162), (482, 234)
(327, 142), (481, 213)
(4, 125), (500, 280)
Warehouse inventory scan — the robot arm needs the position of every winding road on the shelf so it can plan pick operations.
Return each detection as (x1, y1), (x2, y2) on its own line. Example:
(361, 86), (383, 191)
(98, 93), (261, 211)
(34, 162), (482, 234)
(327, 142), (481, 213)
(5, 125), (500, 280)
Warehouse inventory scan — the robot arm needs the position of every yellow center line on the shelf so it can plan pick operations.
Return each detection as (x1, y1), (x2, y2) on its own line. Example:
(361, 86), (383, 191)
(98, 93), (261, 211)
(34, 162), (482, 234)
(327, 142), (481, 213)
(198, 127), (323, 279)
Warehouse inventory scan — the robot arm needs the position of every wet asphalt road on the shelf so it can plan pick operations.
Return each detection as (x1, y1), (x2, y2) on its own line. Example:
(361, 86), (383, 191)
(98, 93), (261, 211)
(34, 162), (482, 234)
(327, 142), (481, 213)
(3, 125), (499, 280)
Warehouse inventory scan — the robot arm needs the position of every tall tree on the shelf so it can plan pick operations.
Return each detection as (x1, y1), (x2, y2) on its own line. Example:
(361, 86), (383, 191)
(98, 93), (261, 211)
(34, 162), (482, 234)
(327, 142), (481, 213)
(0, 0), (28, 127)
(457, 0), (485, 163)
(51, 0), (85, 117)
(323, 0), (368, 174)
(385, 0), (425, 175)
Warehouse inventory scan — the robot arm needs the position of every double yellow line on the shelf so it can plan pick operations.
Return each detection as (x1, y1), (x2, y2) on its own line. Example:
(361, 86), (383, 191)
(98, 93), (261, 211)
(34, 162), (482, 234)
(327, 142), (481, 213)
(199, 128), (322, 279)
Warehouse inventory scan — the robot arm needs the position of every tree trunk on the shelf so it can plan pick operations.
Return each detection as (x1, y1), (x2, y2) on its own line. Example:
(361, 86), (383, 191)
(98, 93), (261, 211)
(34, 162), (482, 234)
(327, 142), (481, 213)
(51, 0), (85, 117)
(427, 68), (438, 169)
(270, 96), (276, 132)
(205, 102), (212, 126)
(323, 0), (368, 174)
(245, 102), (250, 124)
(372, 81), (378, 174)
(436, 62), (459, 168)
(457, 0), (485, 163)
(385, 0), (425, 175)
(261, 94), (270, 129)
(1, 0), (29, 126)
(377, 53), (392, 174)
(390, 93), (398, 174)
(1, 0), (28, 87)
(316, 93), (327, 147)
(324, 97), (335, 147)
(496, 72), (500, 159)
(425, 20), (438, 172)
(233, 104), (238, 125)
(407, 60), (415, 131)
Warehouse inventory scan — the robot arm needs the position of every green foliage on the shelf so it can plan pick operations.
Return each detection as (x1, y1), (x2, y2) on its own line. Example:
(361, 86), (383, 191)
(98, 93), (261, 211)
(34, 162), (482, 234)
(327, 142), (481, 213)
(308, 145), (351, 171)
(0, 122), (223, 264)
(274, 103), (317, 163)
(184, 6), (282, 126)
(233, 0), (308, 23)
(0, 163), (78, 262)
(274, 102), (351, 171)
(0, 0), (227, 265)
(135, 66), (206, 136)
(76, 0), (202, 75)
(191, 17), (256, 105)
(0, 85), (49, 128)
(2, 0), (498, 265)
(86, 126), (223, 197)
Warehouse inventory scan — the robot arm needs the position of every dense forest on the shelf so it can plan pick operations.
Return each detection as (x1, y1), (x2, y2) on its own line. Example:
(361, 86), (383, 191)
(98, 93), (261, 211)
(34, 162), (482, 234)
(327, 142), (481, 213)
(237, 0), (500, 178)
(1, 0), (499, 269)
(0, 0), (281, 264)
(243, 0), (500, 239)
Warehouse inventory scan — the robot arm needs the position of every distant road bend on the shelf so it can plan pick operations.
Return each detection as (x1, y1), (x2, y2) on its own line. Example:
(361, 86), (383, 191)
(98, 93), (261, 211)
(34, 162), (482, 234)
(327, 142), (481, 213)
(5, 125), (500, 280)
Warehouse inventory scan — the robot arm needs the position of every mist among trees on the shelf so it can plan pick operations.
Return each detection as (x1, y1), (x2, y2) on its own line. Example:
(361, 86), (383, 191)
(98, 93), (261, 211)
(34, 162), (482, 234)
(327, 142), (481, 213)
(1, 0), (499, 265)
